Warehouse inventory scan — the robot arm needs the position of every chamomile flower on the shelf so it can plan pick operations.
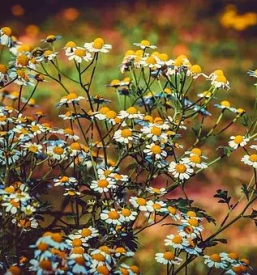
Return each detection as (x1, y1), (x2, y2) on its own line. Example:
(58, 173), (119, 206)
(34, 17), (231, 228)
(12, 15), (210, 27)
(182, 154), (208, 169)
(113, 128), (134, 144)
(146, 187), (167, 196)
(29, 258), (57, 274)
(166, 206), (180, 220)
(164, 234), (189, 249)
(64, 187), (81, 196)
(241, 153), (257, 168)
(90, 178), (116, 193)
(118, 107), (144, 120)
(67, 47), (92, 63)
(84, 38), (112, 53)
(141, 124), (167, 142)
(0, 64), (9, 84)
(220, 252), (239, 264)
(47, 144), (67, 161)
(229, 135), (249, 149)
(204, 253), (228, 269)
(0, 27), (13, 47)
(155, 251), (182, 265)
(119, 208), (137, 222)
(144, 143), (167, 160)
(2, 199), (20, 214)
(180, 218), (203, 233)
(187, 64), (207, 79)
(56, 92), (85, 107)
(168, 161), (194, 180)
(140, 55), (161, 69)
(129, 197), (151, 212)
(62, 127), (79, 140)
(146, 200), (167, 213)
(114, 247), (134, 258)
(53, 176), (78, 187)
(211, 74), (230, 90)
(184, 239), (202, 255)
(9, 69), (35, 86)
(214, 100), (235, 111)
(36, 50), (58, 62)
(76, 226), (99, 242)
(100, 209), (121, 225)
(64, 41), (77, 55)
(133, 40), (157, 49)
(197, 90), (213, 99)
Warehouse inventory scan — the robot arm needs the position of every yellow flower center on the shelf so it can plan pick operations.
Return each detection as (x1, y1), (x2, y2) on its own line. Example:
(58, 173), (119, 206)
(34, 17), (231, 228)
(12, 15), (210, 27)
(216, 75), (227, 83)
(126, 106), (137, 114)
(66, 92), (78, 100)
(39, 259), (52, 271)
(16, 70), (25, 78)
(140, 40), (150, 47)
(163, 251), (175, 260)
(188, 218), (199, 227)
(234, 135), (244, 144)
(75, 257), (85, 265)
(110, 79), (120, 86)
(51, 233), (62, 242)
(136, 198), (146, 206)
(121, 129), (132, 138)
(19, 219), (31, 228)
(184, 226), (194, 234)
(130, 266), (140, 274)
(191, 64), (202, 74)
(60, 176), (69, 183)
(151, 126), (162, 136)
(125, 50), (135, 56)
(0, 64), (7, 74)
(121, 208), (131, 217)
(8, 266), (21, 275)
(167, 206), (176, 215)
(70, 142), (81, 150)
(213, 69), (224, 76)
(191, 148), (202, 156)
(105, 110), (117, 119)
(64, 128), (74, 135)
(154, 117), (163, 125)
(2, 27), (12, 36)
(249, 154), (257, 162)
(164, 88), (172, 94)
(146, 56), (156, 65)
(187, 211), (197, 217)
(98, 179), (109, 188)
(29, 145), (39, 153)
(4, 186), (15, 193)
(172, 236), (183, 244)
(228, 252), (239, 260)
(72, 238), (82, 247)
(74, 49), (86, 57)
(17, 54), (29, 66)
(190, 155), (201, 164)
(65, 41), (77, 48)
(221, 100), (231, 107)
(53, 147), (64, 155)
(44, 50), (53, 56)
(159, 53), (169, 61)
(151, 145), (162, 154)
(99, 246), (111, 254)
(115, 247), (126, 254)
(210, 254), (221, 262)
(99, 106), (110, 114)
(96, 265), (109, 275)
(72, 246), (84, 254)
(175, 163), (186, 173)
(152, 203), (161, 210)
(31, 125), (40, 132)
(92, 253), (105, 262)
(81, 228), (92, 237)
(108, 210), (120, 220)
(93, 38), (105, 49)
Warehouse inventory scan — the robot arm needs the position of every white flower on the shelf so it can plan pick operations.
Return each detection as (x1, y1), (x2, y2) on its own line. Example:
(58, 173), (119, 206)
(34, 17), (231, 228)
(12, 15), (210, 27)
(220, 252), (239, 264)
(146, 200), (167, 212)
(129, 197), (152, 212)
(56, 92), (85, 107)
(100, 209), (121, 225)
(84, 38), (112, 53)
(229, 135), (249, 149)
(146, 187), (167, 196)
(47, 144), (67, 161)
(144, 143), (167, 160)
(113, 128), (133, 144)
(168, 161), (194, 180)
(164, 234), (189, 249)
(155, 252), (182, 265)
(204, 254), (228, 269)
(67, 47), (92, 63)
(90, 177), (116, 193)
(119, 208), (137, 222)
(118, 107), (144, 120)
(0, 27), (13, 47)
(166, 206), (180, 220)
(140, 55), (161, 69)
(22, 142), (43, 154)
(64, 41), (78, 55)
(182, 155), (208, 169)
(53, 176), (78, 187)
(241, 154), (257, 168)
(133, 40), (157, 49)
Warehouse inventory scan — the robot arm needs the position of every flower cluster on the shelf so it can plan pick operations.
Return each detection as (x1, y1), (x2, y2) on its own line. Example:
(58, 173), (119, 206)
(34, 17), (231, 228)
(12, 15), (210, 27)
(0, 27), (257, 274)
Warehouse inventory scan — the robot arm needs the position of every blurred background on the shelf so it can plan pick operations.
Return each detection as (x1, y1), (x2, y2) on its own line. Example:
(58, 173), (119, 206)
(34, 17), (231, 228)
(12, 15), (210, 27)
(1, 0), (257, 274)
